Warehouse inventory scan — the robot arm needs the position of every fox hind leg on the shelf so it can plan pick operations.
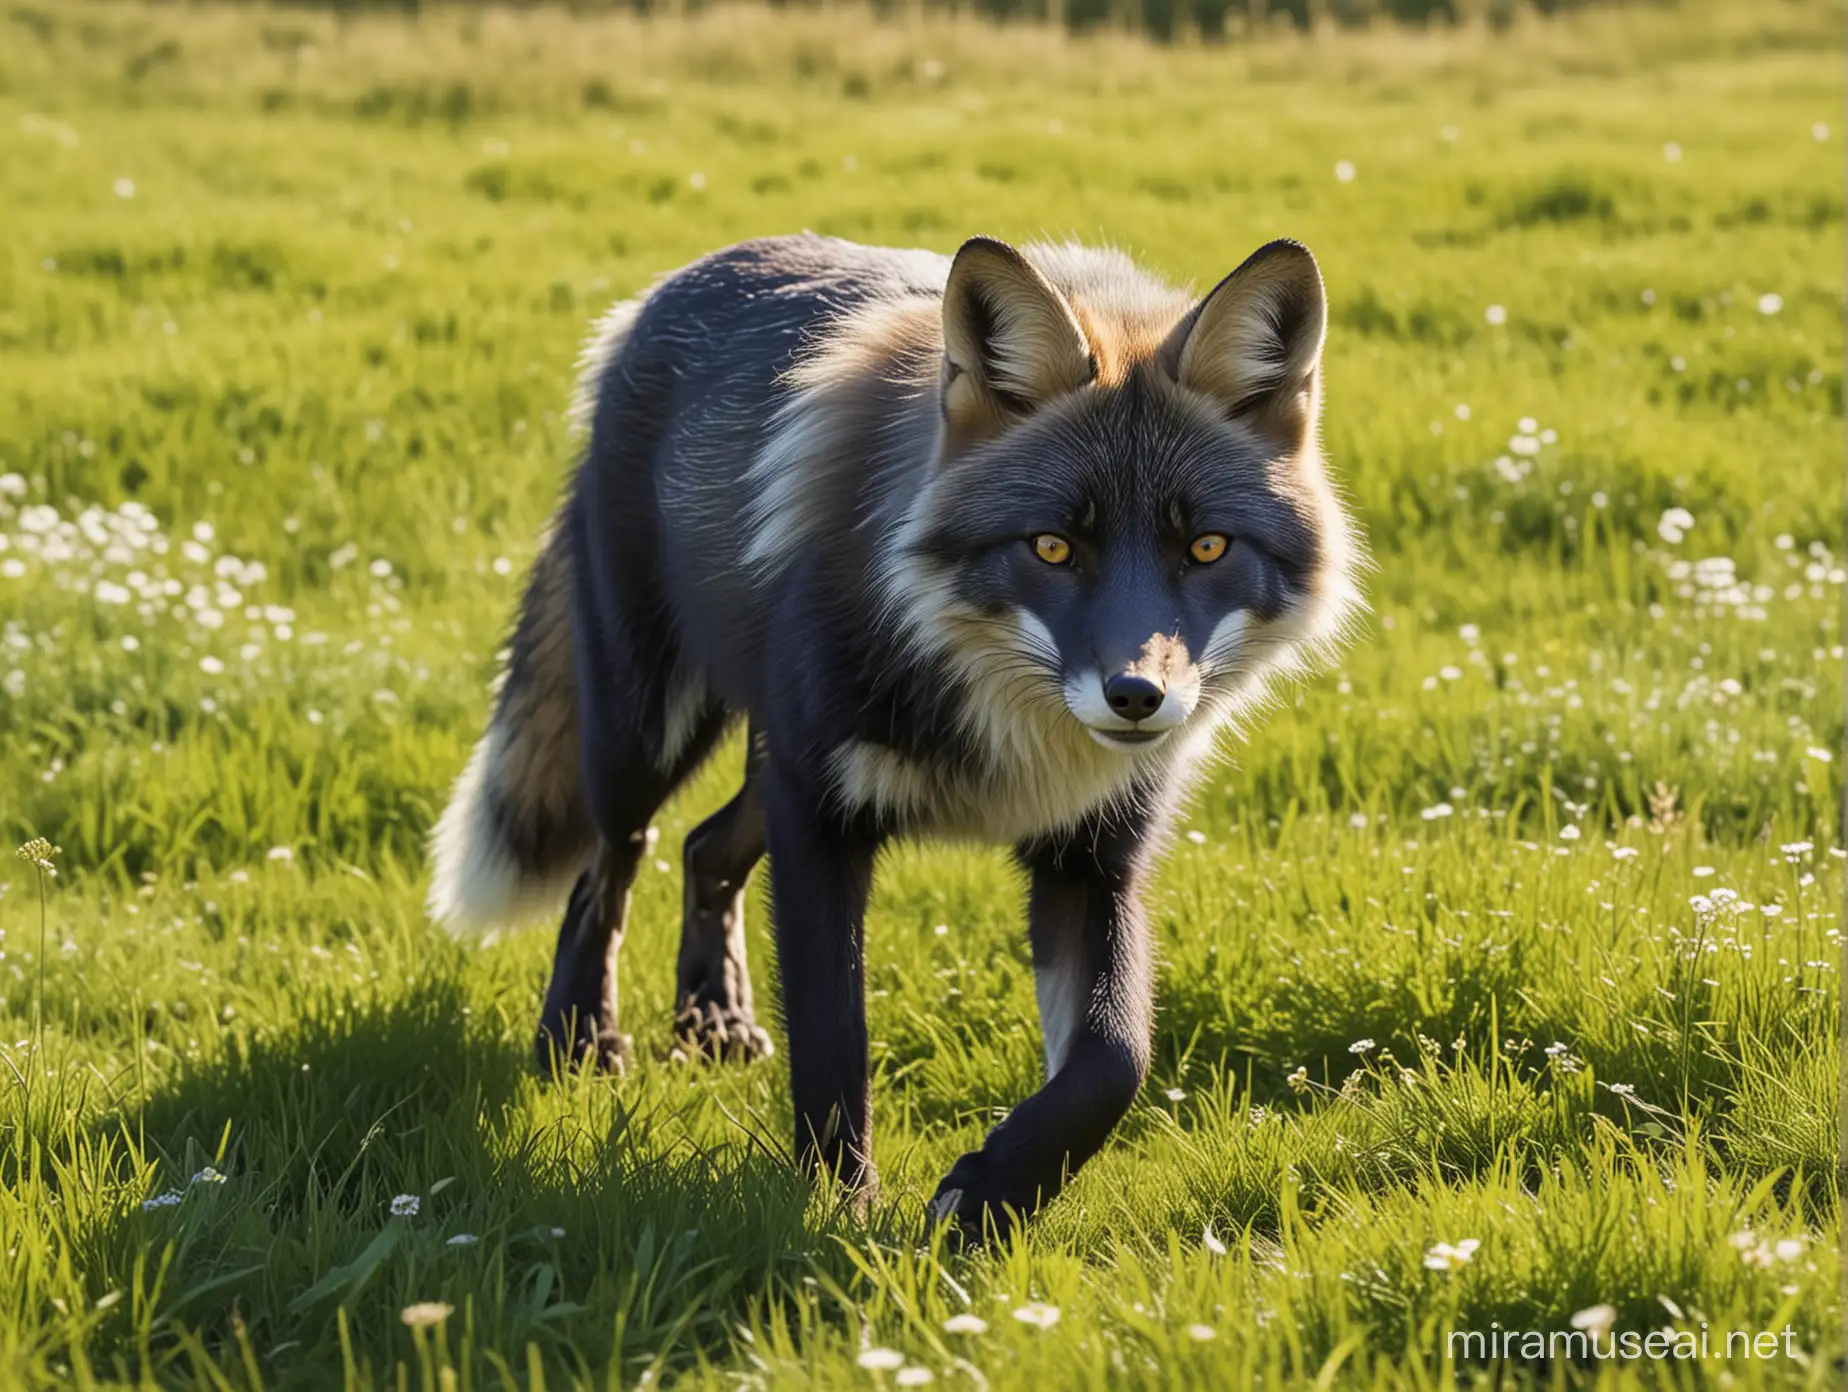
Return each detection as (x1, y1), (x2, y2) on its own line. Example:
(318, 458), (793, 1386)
(537, 839), (643, 1075)
(675, 727), (773, 1062)
(535, 658), (730, 1077)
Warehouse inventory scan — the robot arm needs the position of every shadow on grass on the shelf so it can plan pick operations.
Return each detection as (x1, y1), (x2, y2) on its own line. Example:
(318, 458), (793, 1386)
(64, 979), (837, 1388)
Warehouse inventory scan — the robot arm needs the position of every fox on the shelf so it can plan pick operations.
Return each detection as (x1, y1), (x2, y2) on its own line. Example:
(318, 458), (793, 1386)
(428, 232), (1362, 1237)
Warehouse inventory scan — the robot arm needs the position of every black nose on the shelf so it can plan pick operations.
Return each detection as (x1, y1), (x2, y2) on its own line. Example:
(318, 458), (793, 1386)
(1103, 673), (1165, 722)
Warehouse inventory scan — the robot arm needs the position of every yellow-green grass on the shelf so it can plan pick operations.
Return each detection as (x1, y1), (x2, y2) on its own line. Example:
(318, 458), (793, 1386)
(0, 2), (1839, 1386)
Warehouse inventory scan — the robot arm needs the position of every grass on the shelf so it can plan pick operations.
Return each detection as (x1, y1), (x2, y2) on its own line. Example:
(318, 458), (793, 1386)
(0, 1), (1841, 1386)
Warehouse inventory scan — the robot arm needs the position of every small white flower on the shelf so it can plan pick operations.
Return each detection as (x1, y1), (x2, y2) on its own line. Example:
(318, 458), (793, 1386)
(1423, 1238), (1480, 1272)
(114, 177), (136, 199)
(1185, 1324), (1217, 1341)
(895, 1370), (933, 1387)
(856, 1348), (905, 1371)
(1739, 1241), (1776, 1270)
(191, 1167), (226, 1185)
(390, 1194), (421, 1217)
(1757, 292), (1783, 316)
(1420, 803), (1454, 821)
(1692, 866), (1715, 878)
(1559, 825), (1580, 841)
(1184, 829), (1207, 845)
(942, 1314), (987, 1335)
(1773, 1237), (1805, 1263)
(267, 846), (293, 863)
(1804, 746), (1832, 763)
(1484, 304), (1507, 326)
(1334, 160), (1356, 183)
(1611, 846), (1640, 861)
(1164, 1087), (1187, 1102)
(1012, 1303), (1061, 1329)
(198, 656), (225, 676)
(1348, 812), (1369, 829)
(400, 1302), (452, 1328)
(1662, 141), (1682, 162)
(1348, 1038), (1376, 1055)
(1570, 1304), (1617, 1336)
(1657, 507), (1695, 544)
(1813, 122), (1831, 142)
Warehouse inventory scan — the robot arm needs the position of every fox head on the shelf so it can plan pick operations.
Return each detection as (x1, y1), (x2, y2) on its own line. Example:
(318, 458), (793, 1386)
(899, 236), (1361, 756)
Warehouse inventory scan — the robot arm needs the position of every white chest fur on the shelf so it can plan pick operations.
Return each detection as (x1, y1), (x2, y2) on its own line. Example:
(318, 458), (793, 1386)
(826, 718), (1219, 845)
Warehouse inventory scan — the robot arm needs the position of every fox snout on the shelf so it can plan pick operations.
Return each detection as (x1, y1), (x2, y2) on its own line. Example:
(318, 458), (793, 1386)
(1103, 672), (1165, 721)
(1060, 632), (1204, 752)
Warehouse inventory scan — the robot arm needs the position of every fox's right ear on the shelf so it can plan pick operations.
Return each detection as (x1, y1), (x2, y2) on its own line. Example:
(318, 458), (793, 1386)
(1159, 239), (1327, 453)
(940, 237), (1094, 448)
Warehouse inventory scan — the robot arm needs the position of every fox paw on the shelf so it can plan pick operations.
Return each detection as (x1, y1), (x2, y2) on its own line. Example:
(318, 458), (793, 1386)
(674, 998), (775, 1063)
(534, 1016), (631, 1078)
(925, 1151), (1025, 1246)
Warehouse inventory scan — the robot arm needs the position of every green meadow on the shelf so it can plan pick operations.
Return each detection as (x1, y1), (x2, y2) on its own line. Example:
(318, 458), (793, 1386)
(0, 2), (1840, 1386)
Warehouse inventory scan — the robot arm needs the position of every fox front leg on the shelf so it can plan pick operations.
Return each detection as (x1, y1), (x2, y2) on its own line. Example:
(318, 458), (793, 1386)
(765, 764), (882, 1200)
(927, 814), (1156, 1241)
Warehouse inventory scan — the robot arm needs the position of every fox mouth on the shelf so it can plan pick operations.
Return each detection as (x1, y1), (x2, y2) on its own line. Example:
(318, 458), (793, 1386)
(1084, 727), (1171, 752)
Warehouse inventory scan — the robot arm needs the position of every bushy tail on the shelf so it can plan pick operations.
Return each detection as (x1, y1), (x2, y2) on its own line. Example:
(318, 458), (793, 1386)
(428, 298), (642, 934)
(428, 525), (592, 933)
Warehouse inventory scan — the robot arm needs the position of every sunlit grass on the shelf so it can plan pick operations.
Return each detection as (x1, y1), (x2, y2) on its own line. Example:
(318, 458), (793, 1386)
(0, 1), (1840, 1387)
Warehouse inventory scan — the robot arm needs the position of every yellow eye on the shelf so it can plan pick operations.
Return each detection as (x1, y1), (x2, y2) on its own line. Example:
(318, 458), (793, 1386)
(1034, 534), (1072, 565)
(1189, 533), (1229, 564)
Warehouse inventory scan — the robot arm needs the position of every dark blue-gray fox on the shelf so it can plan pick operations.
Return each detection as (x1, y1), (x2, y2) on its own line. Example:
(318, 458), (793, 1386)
(429, 233), (1362, 1236)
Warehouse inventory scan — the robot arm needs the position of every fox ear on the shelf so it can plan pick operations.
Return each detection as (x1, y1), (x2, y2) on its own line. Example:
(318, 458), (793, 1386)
(1160, 239), (1326, 451)
(940, 237), (1094, 446)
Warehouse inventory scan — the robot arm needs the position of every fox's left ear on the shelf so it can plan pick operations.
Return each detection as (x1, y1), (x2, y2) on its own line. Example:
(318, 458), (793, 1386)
(1159, 239), (1327, 451)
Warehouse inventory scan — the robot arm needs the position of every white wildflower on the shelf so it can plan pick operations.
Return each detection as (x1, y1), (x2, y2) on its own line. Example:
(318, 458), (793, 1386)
(1423, 1238), (1480, 1272)
(1571, 1304), (1617, 1336)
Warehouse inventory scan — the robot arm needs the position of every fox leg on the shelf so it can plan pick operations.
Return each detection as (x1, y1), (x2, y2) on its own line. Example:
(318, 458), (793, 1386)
(674, 728), (774, 1062)
(927, 811), (1157, 1241)
(764, 759), (882, 1200)
(536, 833), (646, 1075)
